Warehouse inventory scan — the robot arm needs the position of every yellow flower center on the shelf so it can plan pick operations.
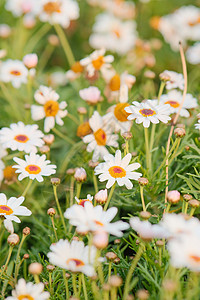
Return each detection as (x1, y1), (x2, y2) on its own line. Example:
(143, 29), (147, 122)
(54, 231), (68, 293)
(113, 28), (121, 38)
(0, 205), (13, 215)
(165, 100), (179, 108)
(114, 103), (131, 122)
(44, 100), (59, 117)
(109, 74), (121, 91)
(78, 199), (92, 207)
(66, 258), (85, 267)
(94, 128), (107, 146)
(4, 166), (16, 181)
(108, 166), (126, 178)
(76, 122), (92, 138)
(190, 255), (200, 263)
(188, 17), (200, 27)
(94, 220), (104, 226)
(18, 295), (34, 300)
(14, 134), (29, 143)
(25, 165), (41, 174)
(71, 61), (84, 73)
(139, 108), (156, 117)
(150, 16), (161, 30)
(92, 56), (104, 70)
(10, 70), (21, 76)
(43, 1), (61, 14)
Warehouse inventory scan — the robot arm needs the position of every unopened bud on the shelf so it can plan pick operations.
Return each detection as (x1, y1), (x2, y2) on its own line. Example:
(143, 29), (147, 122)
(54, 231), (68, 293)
(167, 190), (180, 204)
(162, 279), (177, 292)
(39, 145), (50, 154)
(144, 70), (155, 79)
(174, 127), (186, 138)
(138, 177), (149, 186)
(7, 234), (20, 246)
(94, 189), (108, 204)
(28, 262), (43, 275)
(46, 265), (55, 272)
(23, 53), (38, 69)
(93, 231), (108, 249)
(47, 207), (56, 216)
(113, 257), (120, 264)
(66, 168), (75, 175)
(23, 254), (29, 259)
(156, 240), (164, 247)
(103, 284), (111, 291)
(77, 107), (87, 115)
(131, 151), (137, 157)
(0, 24), (11, 38)
(106, 252), (117, 261)
(114, 239), (121, 245)
(72, 236), (79, 241)
(139, 211), (151, 220)
(122, 132), (133, 140)
(74, 168), (87, 182)
(65, 272), (71, 279)
(159, 71), (170, 82)
(51, 178), (60, 186)
(88, 160), (99, 169)
(23, 227), (31, 236)
(188, 199), (200, 208)
(109, 275), (123, 287)
(126, 295), (135, 300)
(136, 289), (149, 300)
(183, 194), (192, 202)
(176, 124), (185, 129)
(48, 34), (59, 46)
(43, 134), (55, 145)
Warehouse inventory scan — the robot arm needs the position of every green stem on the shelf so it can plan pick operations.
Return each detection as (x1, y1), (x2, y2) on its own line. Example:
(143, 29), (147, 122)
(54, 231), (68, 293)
(76, 182), (82, 199)
(82, 274), (88, 300)
(72, 274), (78, 297)
(190, 207), (196, 216)
(108, 261), (112, 280)
(184, 202), (189, 215)
(25, 23), (51, 52)
(22, 179), (33, 197)
(52, 127), (74, 145)
(140, 186), (146, 211)
(144, 127), (150, 171)
(62, 269), (69, 300)
(70, 177), (75, 208)
(53, 185), (67, 234)
(1, 246), (13, 277)
(14, 234), (26, 282)
(165, 203), (171, 213)
(104, 183), (116, 210)
(93, 173), (98, 194)
(67, 113), (79, 125)
(51, 216), (58, 242)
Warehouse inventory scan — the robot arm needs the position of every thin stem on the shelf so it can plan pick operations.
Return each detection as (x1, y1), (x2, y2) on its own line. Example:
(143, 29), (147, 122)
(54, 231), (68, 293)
(62, 269), (69, 300)
(184, 202), (189, 215)
(15, 234), (27, 282)
(52, 127), (74, 145)
(140, 186), (146, 212)
(72, 274), (78, 297)
(190, 207), (196, 217)
(82, 274), (88, 300)
(93, 173), (98, 194)
(111, 287), (117, 300)
(54, 23), (75, 67)
(53, 185), (67, 234)
(1, 246), (13, 277)
(144, 127), (150, 171)
(34, 274), (40, 284)
(158, 247), (162, 267)
(76, 182), (82, 199)
(165, 203), (171, 213)
(104, 183), (116, 210)
(50, 216), (58, 242)
(108, 261), (112, 280)
(22, 179), (33, 197)
(67, 113), (79, 125)
(25, 23), (51, 52)
(70, 177), (75, 207)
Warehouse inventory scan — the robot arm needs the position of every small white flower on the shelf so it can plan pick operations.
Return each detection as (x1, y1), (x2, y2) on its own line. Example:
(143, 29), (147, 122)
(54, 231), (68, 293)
(125, 100), (171, 128)
(79, 86), (101, 105)
(75, 194), (93, 206)
(163, 70), (184, 90)
(195, 120), (200, 130)
(47, 239), (96, 276)
(80, 49), (114, 77)
(31, 85), (68, 133)
(5, 278), (49, 300)
(13, 152), (56, 182)
(83, 111), (118, 161)
(0, 193), (32, 234)
(0, 59), (28, 88)
(64, 201), (129, 237)
(0, 122), (44, 153)
(186, 42), (200, 65)
(94, 150), (142, 189)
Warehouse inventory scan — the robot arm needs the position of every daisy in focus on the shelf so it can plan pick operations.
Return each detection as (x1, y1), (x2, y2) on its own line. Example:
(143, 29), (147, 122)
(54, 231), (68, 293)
(13, 152), (56, 182)
(0, 122), (44, 153)
(47, 239), (96, 276)
(31, 85), (68, 133)
(94, 150), (142, 189)
(64, 201), (129, 236)
(83, 111), (118, 161)
(0, 59), (28, 88)
(0, 193), (32, 234)
(125, 100), (171, 128)
(5, 278), (49, 300)
(80, 49), (114, 77)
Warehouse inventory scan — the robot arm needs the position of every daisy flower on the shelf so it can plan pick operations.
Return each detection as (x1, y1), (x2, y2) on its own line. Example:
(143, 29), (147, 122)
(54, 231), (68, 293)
(0, 122), (44, 153)
(5, 278), (49, 300)
(66, 61), (84, 81)
(163, 70), (184, 90)
(160, 90), (198, 118)
(0, 59), (28, 88)
(0, 193), (32, 234)
(75, 194), (93, 207)
(105, 0), (135, 20)
(31, 85), (68, 133)
(83, 111), (118, 161)
(79, 86), (101, 105)
(64, 201), (129, 237)
(13, 152), (56, 182)
(38, 0), (79, 28)
(80, 49), (114, 77)
(186, 42), (200, 65)
(94, 150), (142, 189)
(125, 100), (171, 128)
(5, 0), (41, 17)
(47, 239), (96, 276)
(195, 120), (200, 130)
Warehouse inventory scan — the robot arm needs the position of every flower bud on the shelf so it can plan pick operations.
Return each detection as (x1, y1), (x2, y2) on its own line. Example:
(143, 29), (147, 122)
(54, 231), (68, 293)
(167, 190), (180, 204)
(43, 134), (55, 145)
(126, 295), (134, 300)
(174, 128), (186, 138)
(72, 236), (79, 241)
(7, 234), (20, 246)
(93, 231), (108, 249)
(28, 262), (43, 275)
(23, 54), (38, 69)
(65, 272), (71, 279)
(114, 239), (121, 245)
(48, 34), (59, 46)
(131, 151), (137, 157)
(159, 71), (171, 82)
(24, 254), (29, 259)
(46, 265), (55, 272)
(74, 168), (87, 182)
(0, 49), (7, 59)
(183, 194), (192, 202)
(94, 189), (108, 204)
(109, 275), (123, 287)
(176, 123), (185, 129)
(23, 15), (36, 29)
(77, 107), (87, 115)
(136, 289), (149, 300)
(39, 145), (50, 154)
(122, 132), (133, 140)
(144, 70), (155, 79)
(66, 168), (75, 175)
(51, 178), (60, 186)
(156, 240), (164, 247)
(139, 211), (151, 220)
(106, 252), (117, 261)
(113, 257), (120, 264)
(47, 208), (56, 216)
(188, 199), (200, 208)
(102, 284), (111, 291)
(23, 227), (31, 236)
(138, 177), (149, 186)
(0, 24), (11, 39)
(88, 160), (99, 169)
(162, 279), (177, 292)
(185, 145), (190, 151)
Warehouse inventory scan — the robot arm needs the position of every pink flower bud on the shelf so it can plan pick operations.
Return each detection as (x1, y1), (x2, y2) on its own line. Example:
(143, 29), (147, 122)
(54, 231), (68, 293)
(93, 231), (108, 249)
(79, 86), (101, 105)
(23, 54), (38, 69)
(95, 189), (108, 204)
(167, 190), (180, 204)
(74, 167), (87, 182)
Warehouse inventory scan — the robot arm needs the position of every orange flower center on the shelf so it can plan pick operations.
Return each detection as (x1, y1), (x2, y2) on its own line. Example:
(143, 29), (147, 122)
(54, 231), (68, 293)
(78, 199), (92, 207)
(150, 16), (161, 30)
(94, 220), (104, 226)
(10, 70), (21, 76)
(18, 295), (34, 300)
(25, 165), (41, 174)
(43, 1), (61, 14)
(108, 166), (126, 178)
(109, 74), (121, 91)
(4, 166), (16, 181)
(113, 28), (121, 38)
(76, 122), (92, 138)
(0, 205), (13, 215)
(165, 100), (179, 108)
(139, 108), (156, 117)
(44, 100), (59, 117)
(66, 258), (85, 267)
(92, 56), (104, 70)
(114, 103), (131, 122)
(190, 255), (200, 263)
(71, 61), (84, 73)
(14, 134), (29, 143)
(94, 128), (107, 146)
(188, 17), (200, 26)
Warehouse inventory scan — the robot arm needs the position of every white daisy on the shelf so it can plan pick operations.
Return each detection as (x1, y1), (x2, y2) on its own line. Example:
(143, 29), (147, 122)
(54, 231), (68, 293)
(47, 239), (96, 276)
(83, 111), (118, 162)
(38, 0), (79, 28)
(105, 0), (135, 20)
(31, 85), (68, 133)
(75, 194), (93, 207)
(5, 0), (41, 17)
(160, 90), (198, 118)
(186, 42), (200, 65)
(13, 152), (56, 182)
(0, 122), (44, 153)
(64, 201), (129, 237)
(163, 70), (184, 90)
(0, 193), (32, 234)
(5, 278), (49, 300)
(79, 86), (101, 105)
(66, 61), (84, 81)
(80, 49), (114, 77)
(0, 59), (28, 88)
(94, 150), (142, 189)
(195, 120), (200, 130)
(125, 100), (171, 128)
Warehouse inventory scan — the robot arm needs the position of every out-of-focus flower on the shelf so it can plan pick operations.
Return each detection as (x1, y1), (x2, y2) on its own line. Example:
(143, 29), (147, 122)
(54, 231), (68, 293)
(186, 42), (200, 65)
(89, 13), (137, 55)
(66, 61), (84, 81)
(125, 100), (171, 128)
(94, 150), (142, 189)
(23, 53), (38, 69)
(105, 0), (135, 19)
(195, 120), (200, 130)
(76, 122), (92, 138)
(47, 239), (96, 276)
(31, 85), (68, 133)
(0, 49), (7, 59)
(79, 86), (101, 105)
(0, 59), (28, 88)
(0, 193), (32, 234)
(5, 278), (49, 300)
(13, 152), (56, 182)
(48, 71), (68, 87)
(0, 24), (11, 38)
(75, 194), (93, 207)
(0, 122), (44, 153)
(83, 111), (118, 161)
(162, 71), (184, 90)
(5, 0), (41, 17)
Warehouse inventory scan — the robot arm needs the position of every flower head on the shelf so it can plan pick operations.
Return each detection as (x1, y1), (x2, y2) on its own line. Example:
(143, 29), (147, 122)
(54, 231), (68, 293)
(79, 86), (101, 105)
(75, 194), (93, 207)
(163, 70), (184, 90)
(0, 59), (28, 88)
